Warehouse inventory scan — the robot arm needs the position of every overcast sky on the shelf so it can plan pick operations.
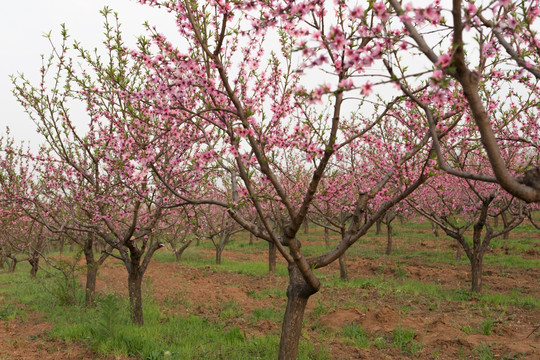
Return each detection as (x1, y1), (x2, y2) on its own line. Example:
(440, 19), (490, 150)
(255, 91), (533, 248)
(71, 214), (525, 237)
(1, 0), (178, 147)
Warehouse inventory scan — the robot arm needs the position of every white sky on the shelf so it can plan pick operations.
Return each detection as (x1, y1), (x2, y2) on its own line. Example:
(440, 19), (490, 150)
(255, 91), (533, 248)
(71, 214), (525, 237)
(0, 0), (177, 147)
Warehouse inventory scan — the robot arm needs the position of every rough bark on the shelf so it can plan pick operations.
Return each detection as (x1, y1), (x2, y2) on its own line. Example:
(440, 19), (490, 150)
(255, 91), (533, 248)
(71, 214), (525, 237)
(269, 241), (276, 273)
(455, 241), (463, 261)
(470, 254), (483, 293)
(376, 219), (382, 235)
(278, 263), (318, 360)
(385, 221), (393, 255)
(303, 219), (309, 234)
(501, 212), (510, 240)
(128, 267), (144, 326)
(324, 227), (329, 249)
(339, 253), (348, 281)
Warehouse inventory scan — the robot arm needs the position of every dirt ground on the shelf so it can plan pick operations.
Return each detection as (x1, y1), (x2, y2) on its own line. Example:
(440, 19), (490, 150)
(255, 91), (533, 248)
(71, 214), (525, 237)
(1, 232), (539, 359)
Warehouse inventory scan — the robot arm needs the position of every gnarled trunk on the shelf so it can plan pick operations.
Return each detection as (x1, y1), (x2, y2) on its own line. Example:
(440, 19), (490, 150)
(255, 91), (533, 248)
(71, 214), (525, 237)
(278, 263), (318, 360)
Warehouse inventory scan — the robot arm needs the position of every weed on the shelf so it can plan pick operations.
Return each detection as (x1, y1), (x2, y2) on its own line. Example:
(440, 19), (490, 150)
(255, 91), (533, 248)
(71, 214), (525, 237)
(219, 299), (244, 320)
(251, 307), (283, 322)
(341, 323), (370, 348)
(474, 343), (495, 360)
(373, 336), (387, 349)
(481, 318), (494, 335)
(392, 326), (423, 356)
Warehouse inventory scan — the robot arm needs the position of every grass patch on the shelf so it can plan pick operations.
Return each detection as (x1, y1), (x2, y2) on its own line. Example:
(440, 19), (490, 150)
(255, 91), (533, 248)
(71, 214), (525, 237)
(392, 326), (423, 356)
(341, 323), (370, 348)
(251, 307), (284, 322)
(0, 269), (327, 360)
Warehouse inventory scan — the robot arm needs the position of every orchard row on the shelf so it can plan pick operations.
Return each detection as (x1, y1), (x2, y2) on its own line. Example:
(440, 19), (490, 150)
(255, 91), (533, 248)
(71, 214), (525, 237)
(1, 1), (539, 359)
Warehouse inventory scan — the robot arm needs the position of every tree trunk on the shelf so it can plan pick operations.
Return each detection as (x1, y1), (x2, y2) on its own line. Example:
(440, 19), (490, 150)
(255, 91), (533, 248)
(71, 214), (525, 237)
(324, 227), (329, 249)
(470, 254), (484, 293)
(8, 258), (17, 273)
(339, 253), (348, 281)
(29, 256), (39, 278)
(0, 254), (5, 269)
(128, 268), (144, 326)
(174, 240), (192, 263)
(269, 241), (276, 273)
(493, 215), (499, 228)
(303, 219), (309, 234)
(83, 237), (98, 307)
(501, 212), (510, 240)
(376, 219), (382, 235)
(216, 247), (223, 265)
(385, 221), (393, 255)
(249, 233), (254, 246)
(278, 263), (318, 360)
(455, 241), (462, 261)
(431, 222), (439, 237)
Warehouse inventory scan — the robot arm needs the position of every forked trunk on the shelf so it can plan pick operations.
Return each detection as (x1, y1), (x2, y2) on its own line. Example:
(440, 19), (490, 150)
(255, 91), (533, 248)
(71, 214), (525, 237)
(278, 263), (318, 360)
(339, 253), (348, 281)
(269, 241), (276, 273)
(174, 240), (192, 263)
(385, 221), (393, 255)
(128, 267), (144, 326)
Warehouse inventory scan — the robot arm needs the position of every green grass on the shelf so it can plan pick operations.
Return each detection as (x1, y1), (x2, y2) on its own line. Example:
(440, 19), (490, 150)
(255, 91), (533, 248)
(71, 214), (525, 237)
(0, 268), (327, 360)
(341, 323), (370, 348)
(392, 326), (423, 356)
(328, 274), (540, 309)
(251, 306), (284, 322)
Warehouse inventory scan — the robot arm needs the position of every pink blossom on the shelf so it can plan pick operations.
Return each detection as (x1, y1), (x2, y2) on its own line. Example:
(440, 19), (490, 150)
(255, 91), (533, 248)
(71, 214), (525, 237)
(437, 53), (452, 68)
(360, 82), (373, 96)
